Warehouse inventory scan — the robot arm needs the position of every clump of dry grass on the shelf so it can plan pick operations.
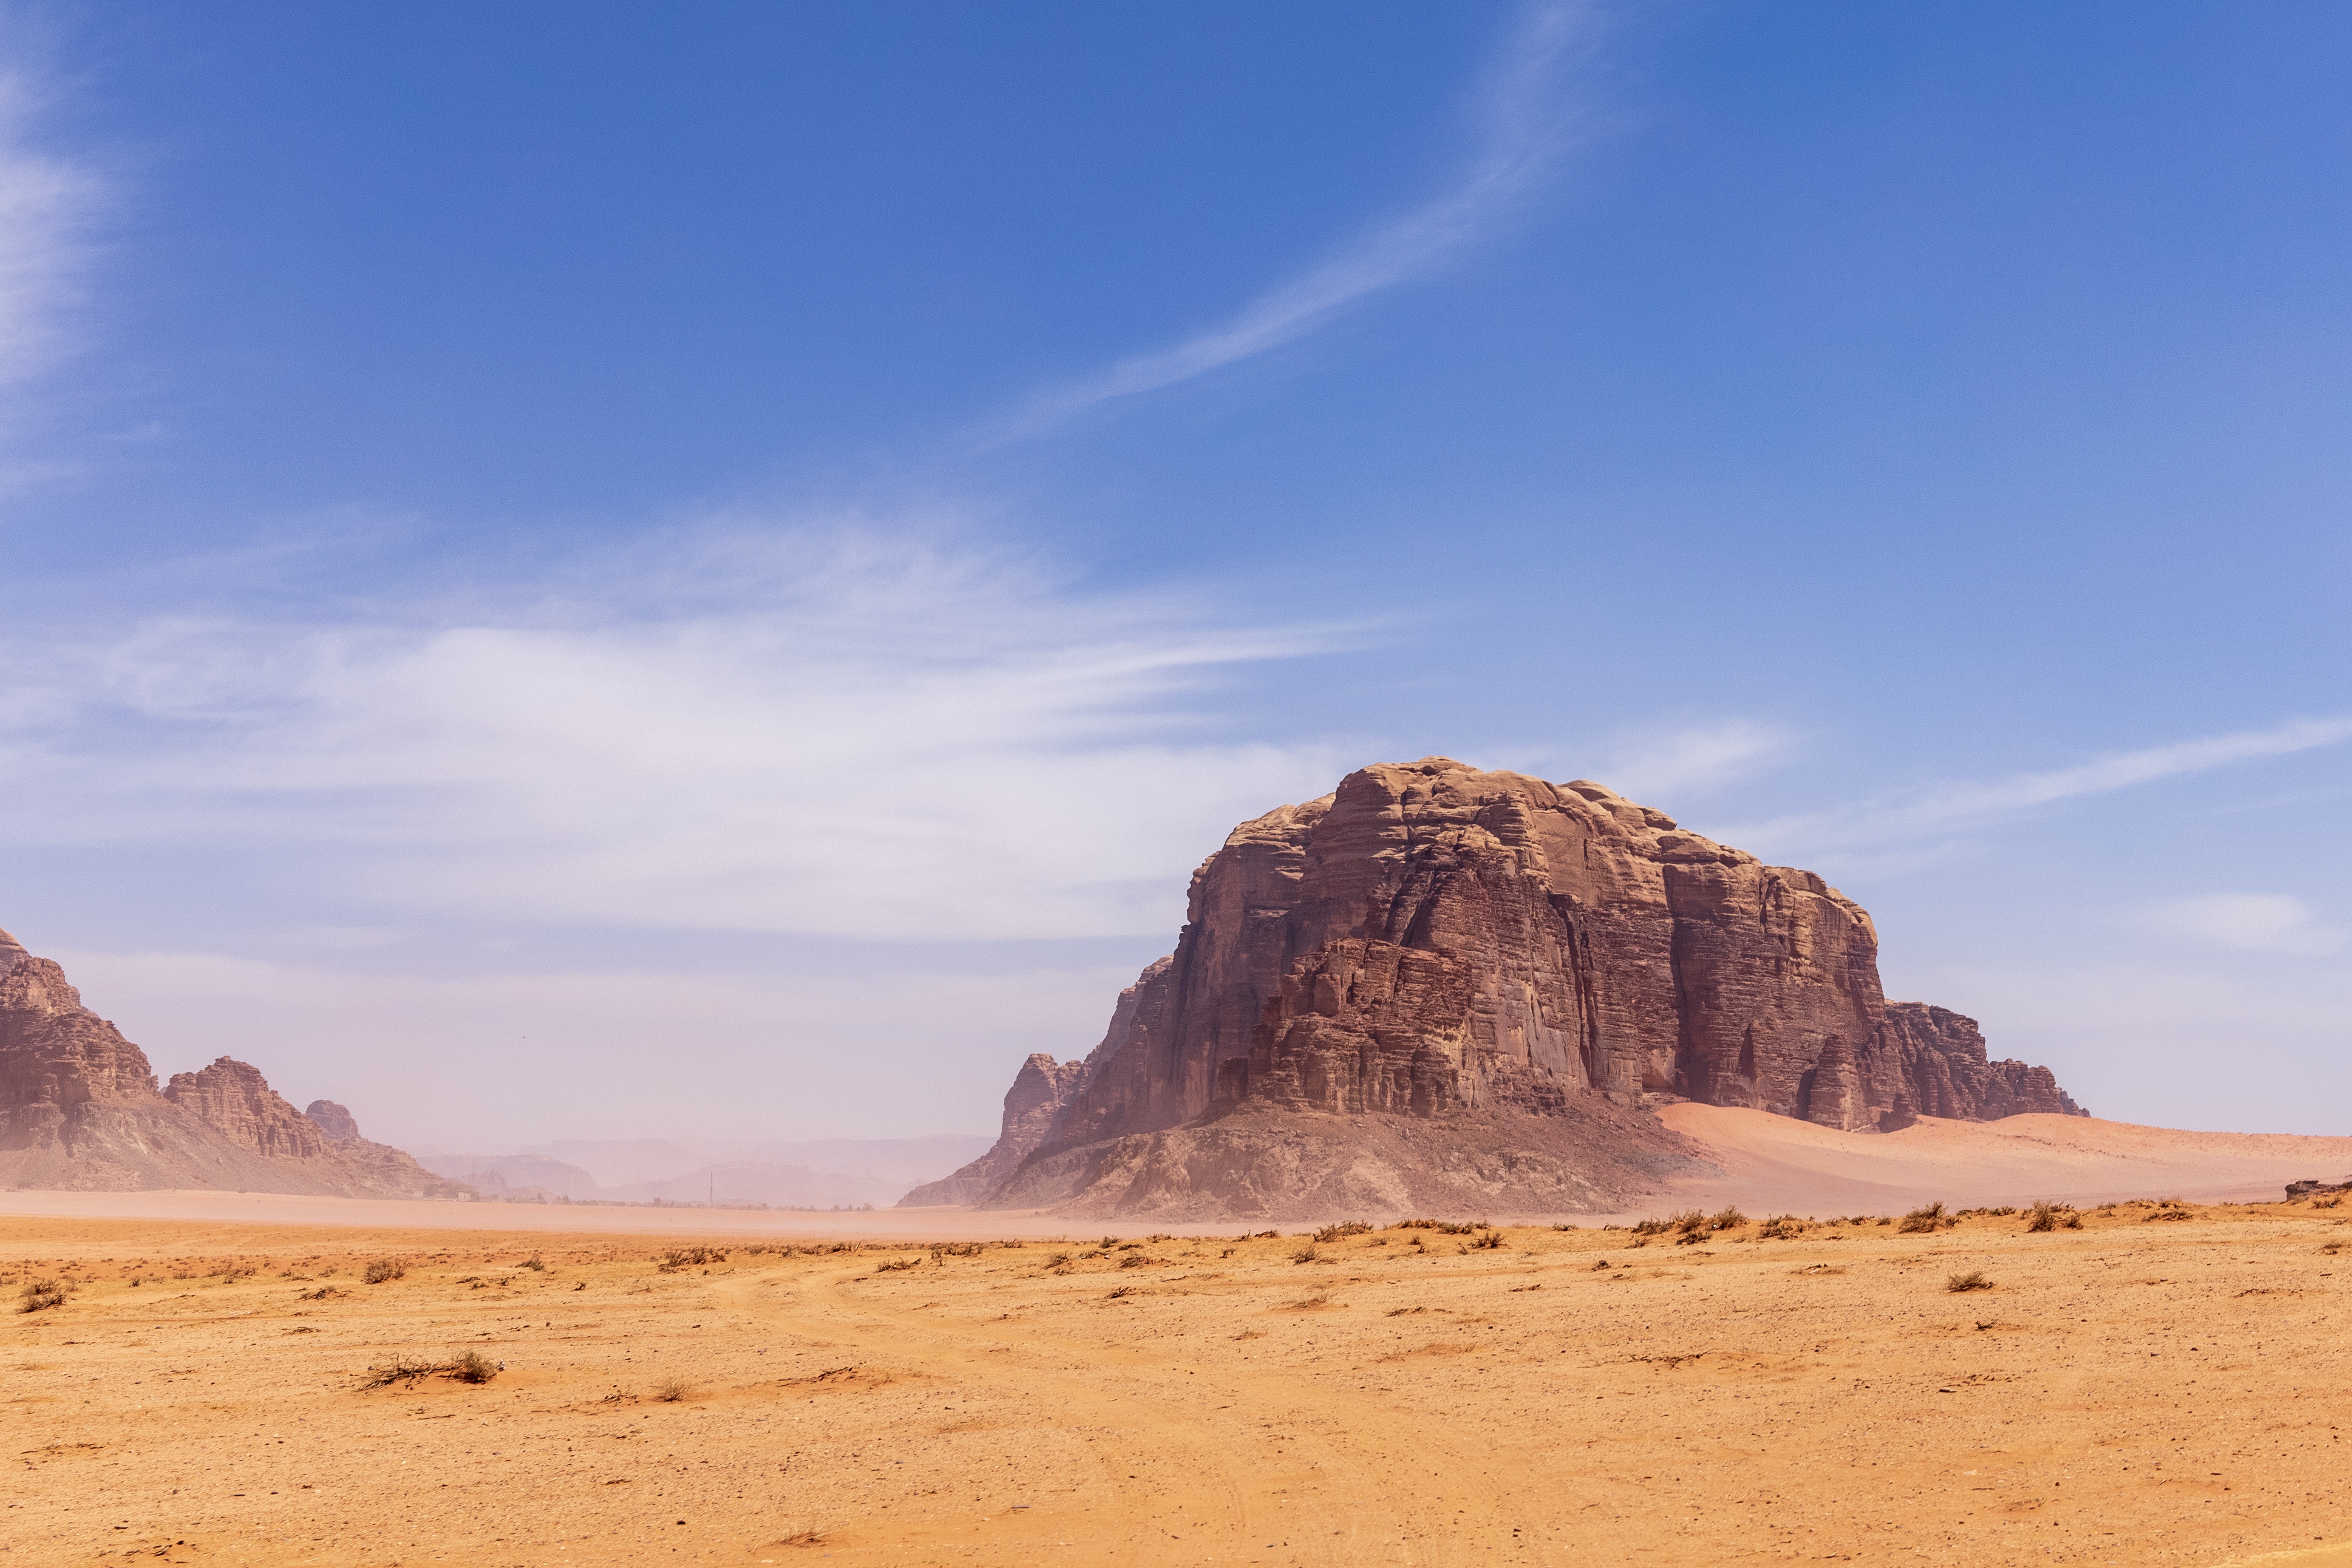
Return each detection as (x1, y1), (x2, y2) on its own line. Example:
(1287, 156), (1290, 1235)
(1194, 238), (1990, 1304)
(363, 1259), (405, 1284)
(1755, 1215), (1807, 1240)
(1945, 1270), (1994, 1293)
(519, 1255), (546, 1272)
(656, 1246), (727, 1271)
(1116, 1253), (1154, 1269)
(2026, 1199), (2082, 1233)
(772, 1524), (828, 1548)
(1313, 1221), (1372, 1243)
(1899, 1202), (1954, 1234)
(1290, 1244), (1321, 1264)
(2143, 1200), (2195, 1222)
(873, 1256), (920, 1273)
(1106, 1284), (1139, 1300)
(1469, 1229), (1506, 1250)
(362, 1351), (498, 1389)
(17, 1278), (71, 1313)
(652, 1374), (696, 1402)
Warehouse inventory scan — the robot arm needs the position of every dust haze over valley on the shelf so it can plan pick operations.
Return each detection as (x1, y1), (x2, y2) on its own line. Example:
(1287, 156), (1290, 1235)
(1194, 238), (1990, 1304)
(5, 2), (2352, 1565)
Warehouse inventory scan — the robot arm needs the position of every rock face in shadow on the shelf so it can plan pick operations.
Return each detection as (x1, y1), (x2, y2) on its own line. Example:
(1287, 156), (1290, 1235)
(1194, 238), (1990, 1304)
(303, 1099), (362, 1142)
(0, 927), (468, 1197)
(920, 759), (2083, 1218)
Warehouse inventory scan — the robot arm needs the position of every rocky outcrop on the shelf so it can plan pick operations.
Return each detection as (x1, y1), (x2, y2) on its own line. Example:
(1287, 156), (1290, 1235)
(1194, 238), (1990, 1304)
(0, 926), (468, 1197)
(923, 760), (2085, 1217)
(304, 1099), (361, 1142)
(901, 1050), (1096, 1206)
(1850, 1004), (2086, 1127)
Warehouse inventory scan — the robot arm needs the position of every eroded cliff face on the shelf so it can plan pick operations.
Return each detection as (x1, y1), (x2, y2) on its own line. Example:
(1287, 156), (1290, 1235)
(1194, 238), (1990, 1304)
(924, 760), (2085, 1214)
(0, 927), (468, 1197)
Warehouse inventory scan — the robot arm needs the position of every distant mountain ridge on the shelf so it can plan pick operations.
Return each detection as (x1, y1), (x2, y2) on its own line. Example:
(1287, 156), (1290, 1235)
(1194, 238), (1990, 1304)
(0, 927), (465, 1197)
(417, 1135), (992, 1207)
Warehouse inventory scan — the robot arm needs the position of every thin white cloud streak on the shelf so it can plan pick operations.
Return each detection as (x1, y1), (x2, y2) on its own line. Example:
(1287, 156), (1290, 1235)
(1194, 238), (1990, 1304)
(1592, 718), (1794, 802)
(2137, 894), (2346, 957)
(975, 0), (1602, 446)
(0, 58), (102, 390)
(0, 531), (1363, 940)
(1717, 715), (2352, 862)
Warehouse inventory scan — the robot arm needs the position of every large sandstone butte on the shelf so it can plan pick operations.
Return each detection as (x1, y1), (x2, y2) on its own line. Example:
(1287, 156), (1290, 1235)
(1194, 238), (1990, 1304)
(0, 926), (466, 1197)
(907, 759), (2083, 1219)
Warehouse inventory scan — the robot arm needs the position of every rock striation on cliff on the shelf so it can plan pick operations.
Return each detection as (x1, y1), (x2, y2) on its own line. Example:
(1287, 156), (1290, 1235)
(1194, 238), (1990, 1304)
(0, 927), (467, 1197)
(915, 759), (2084, 1218)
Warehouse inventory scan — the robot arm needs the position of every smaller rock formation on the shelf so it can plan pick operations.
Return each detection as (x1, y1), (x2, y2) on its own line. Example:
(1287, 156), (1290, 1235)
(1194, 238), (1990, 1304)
(0, 925), (467, 1198)
(901, 1052), (1091, 1206)
(2286, 1178), (2352, 1201)
(304, 1100), (361, 1142)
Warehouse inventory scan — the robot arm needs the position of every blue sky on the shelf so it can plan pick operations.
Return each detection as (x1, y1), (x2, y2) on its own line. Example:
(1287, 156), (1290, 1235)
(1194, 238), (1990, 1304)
(1, 2), (2346, 1150)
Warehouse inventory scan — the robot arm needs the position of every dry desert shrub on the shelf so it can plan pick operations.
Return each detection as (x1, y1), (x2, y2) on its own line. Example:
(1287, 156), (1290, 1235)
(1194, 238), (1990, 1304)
(1755, 1215), (1807, 1240)
(1946, 1270), (1994, 1293)
(2026, 1199), (2082, 1233)
(1290, 1245), (1321, 1264)
(18, 1278), (70, 1313)
(363, 1259), (405, 1284)
(360, 1355), (440, 1389)
(450, 1349), (499, 1384)
(1106, 1284), (1139, 1300)
(1116, 1253), (1153, 1269)
(1629, 1216), (1674, 1237)
(873, 1257), (920, 1273)
(1099, 1236), (1121, 1249)
(1710, 1206), (1747, 1231)
(652, 1375), (696, 1402)
(772, 1524), (829, 1548)
(519, 1256), (546, 1272)
(2144, 1201), (2194, 1222)
(1313, 1221), (1372, 1243)
(1469, 1229), (1506, 1250)
(657, 1246), (727, 1271)
(1899, 1202), (1953, 1234)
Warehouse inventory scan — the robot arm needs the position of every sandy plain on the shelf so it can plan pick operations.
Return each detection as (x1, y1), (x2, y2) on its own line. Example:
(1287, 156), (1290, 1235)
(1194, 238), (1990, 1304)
(9, 1191), (2352, 1568)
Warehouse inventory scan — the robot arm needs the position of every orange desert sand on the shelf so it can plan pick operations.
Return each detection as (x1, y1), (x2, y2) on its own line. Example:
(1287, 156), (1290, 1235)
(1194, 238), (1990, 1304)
(9, 1112), (2352, 1568)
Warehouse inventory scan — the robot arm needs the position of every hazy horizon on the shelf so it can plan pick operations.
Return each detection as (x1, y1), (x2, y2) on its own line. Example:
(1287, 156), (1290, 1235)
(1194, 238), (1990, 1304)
(3, 2), (2348, 1149)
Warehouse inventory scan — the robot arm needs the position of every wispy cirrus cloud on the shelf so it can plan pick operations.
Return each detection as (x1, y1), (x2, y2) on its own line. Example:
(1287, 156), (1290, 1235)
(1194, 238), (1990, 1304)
(1717, 715), (2352, 864)
(2136, 893), (2346, 957)
(0, 57), (103, 391)
(0, 528), (1362, 941)
(975, 0), (1604, 447)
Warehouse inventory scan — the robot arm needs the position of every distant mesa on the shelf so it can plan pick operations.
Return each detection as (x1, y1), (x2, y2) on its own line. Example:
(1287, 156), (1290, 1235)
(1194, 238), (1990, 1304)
(0, 925), (466, 1198)
(905, 759), (2086, 1220)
